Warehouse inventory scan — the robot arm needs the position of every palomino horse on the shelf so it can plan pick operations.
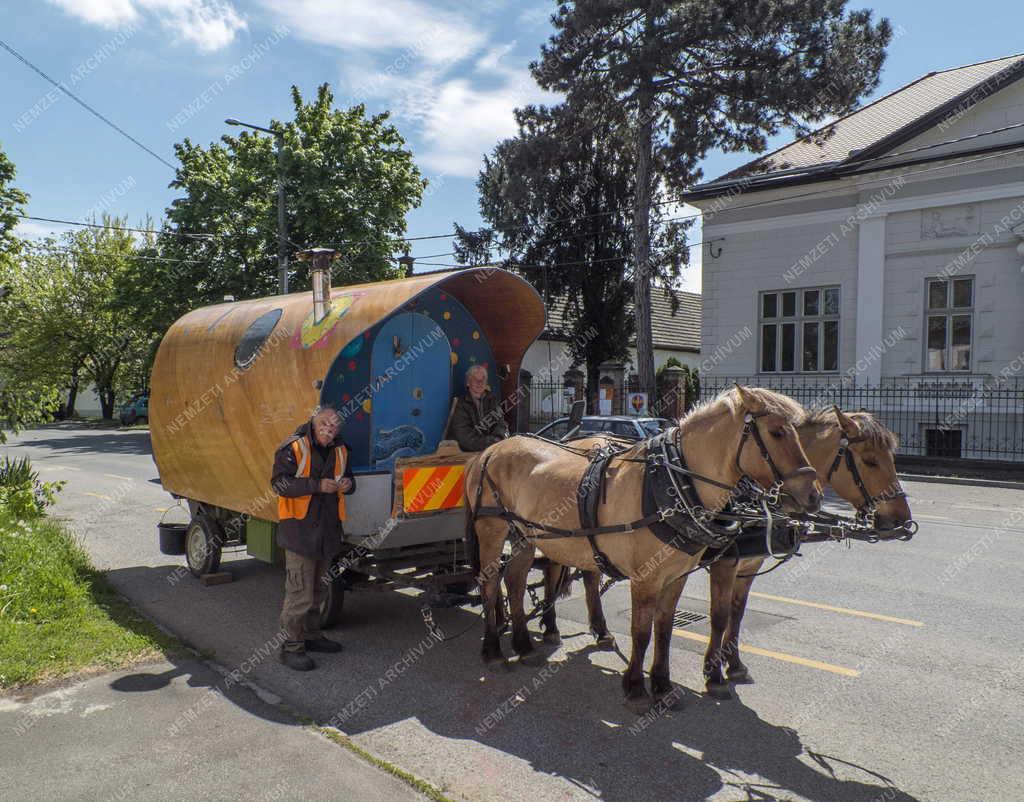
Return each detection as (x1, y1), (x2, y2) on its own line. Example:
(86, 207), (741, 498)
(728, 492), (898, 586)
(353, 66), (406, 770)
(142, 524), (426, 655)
(538, 406), (913, 700)
(464, 386), (821, 709)
(702, 406), (912, 699)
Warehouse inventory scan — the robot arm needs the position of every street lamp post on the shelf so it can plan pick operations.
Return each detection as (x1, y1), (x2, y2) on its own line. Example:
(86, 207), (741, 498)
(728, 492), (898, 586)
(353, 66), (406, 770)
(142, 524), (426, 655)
(225, 117), (289, 294)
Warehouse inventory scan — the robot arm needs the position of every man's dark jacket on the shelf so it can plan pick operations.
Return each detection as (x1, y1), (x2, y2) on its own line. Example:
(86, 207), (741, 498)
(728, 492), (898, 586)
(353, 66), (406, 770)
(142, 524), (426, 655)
(271, 420), (356, 560)
(449, 390), (508, 452)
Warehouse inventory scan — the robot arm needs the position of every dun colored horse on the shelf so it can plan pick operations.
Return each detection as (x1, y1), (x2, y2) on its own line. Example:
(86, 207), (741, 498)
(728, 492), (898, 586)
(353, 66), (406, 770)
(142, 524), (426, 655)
(464, 386), (821, 709)
(539, 406), (912, 700)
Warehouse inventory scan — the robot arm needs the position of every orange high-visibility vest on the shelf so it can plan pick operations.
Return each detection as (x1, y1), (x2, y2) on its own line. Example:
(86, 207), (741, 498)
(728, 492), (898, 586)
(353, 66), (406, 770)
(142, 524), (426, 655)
(278, 436), (347, 521)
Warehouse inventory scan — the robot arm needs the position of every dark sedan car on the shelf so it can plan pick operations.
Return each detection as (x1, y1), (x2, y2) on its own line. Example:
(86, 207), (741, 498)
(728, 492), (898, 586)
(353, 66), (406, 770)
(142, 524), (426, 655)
(535, 415), (669, 442)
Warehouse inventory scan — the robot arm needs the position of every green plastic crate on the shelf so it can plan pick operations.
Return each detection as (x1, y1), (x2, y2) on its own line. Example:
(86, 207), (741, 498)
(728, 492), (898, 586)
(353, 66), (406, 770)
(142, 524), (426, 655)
(246, 517), (283, 565)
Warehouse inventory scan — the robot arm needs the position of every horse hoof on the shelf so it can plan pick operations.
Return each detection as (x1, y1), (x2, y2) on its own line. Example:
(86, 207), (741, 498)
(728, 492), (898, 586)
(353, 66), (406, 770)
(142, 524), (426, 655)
(727, 667), (753, 684)
(542, 631), (562, 645)
(595, 634), (617, 650)
(519, 652), (548, 667)
(705, 682), (732, 701)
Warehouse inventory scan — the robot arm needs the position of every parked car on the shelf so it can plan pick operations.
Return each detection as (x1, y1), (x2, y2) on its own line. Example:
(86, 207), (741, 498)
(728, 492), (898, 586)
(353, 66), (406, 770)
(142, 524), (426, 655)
(535, 415), (669, 442)
(119, 392), (149, 425)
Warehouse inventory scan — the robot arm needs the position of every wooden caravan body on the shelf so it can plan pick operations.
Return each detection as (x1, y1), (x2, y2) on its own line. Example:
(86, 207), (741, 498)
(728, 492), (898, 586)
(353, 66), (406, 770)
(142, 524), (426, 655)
(150, 267), (545, 544)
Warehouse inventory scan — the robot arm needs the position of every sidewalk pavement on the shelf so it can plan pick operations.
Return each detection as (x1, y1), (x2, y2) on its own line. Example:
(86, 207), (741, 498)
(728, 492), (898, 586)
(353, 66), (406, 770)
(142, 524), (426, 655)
(0, 657), (433, 802)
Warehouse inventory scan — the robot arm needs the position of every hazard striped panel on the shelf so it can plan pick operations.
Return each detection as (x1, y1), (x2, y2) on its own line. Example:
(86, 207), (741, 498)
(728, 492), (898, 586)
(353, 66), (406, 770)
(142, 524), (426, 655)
(402, 465), (465, 513)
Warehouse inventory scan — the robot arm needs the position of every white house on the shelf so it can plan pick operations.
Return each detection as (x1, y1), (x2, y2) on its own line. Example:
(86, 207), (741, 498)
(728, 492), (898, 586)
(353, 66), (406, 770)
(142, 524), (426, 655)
(521, 289), (702, 379)
(686, 54), (1024, 461)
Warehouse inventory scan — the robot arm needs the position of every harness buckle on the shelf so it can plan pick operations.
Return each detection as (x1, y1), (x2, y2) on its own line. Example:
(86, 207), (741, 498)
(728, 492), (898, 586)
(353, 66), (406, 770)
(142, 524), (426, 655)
(420, 605), (444, 642)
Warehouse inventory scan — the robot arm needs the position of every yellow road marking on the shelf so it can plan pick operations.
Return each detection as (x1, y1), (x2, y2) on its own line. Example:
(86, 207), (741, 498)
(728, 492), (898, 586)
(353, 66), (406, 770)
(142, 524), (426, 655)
(154, 507), (169, 513)
(81, 491), (113, 501)
(423, 467), (463, 511)
(673, 628), (860, 677)
(103, 473), (132, 481)
(748, 591), (924, 627)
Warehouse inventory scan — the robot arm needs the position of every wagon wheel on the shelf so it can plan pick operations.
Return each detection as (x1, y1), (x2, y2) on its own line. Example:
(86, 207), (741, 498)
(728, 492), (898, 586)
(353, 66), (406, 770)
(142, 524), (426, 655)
(318, 561), (346, 629)
(186, 515), (223, 577)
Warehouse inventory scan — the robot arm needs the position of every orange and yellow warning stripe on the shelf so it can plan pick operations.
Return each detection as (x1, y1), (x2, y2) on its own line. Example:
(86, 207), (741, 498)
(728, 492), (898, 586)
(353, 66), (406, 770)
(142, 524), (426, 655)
(402, 465), (465, 513)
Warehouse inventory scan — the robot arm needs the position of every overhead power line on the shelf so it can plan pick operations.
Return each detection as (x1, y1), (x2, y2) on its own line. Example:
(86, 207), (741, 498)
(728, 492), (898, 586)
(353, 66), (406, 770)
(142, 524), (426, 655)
(0, 37), (177, 171)
(16, 214), (215, 240)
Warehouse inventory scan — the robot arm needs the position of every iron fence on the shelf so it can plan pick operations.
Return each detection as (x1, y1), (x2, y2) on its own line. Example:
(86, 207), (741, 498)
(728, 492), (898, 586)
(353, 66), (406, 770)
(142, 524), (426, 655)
(700, 375), (1024, 463)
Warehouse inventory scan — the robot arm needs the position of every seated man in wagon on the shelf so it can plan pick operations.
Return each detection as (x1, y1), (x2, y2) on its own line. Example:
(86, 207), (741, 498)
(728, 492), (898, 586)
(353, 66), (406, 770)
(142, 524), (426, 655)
(450, 364), (509, 452)
(271, 405), (356, 671)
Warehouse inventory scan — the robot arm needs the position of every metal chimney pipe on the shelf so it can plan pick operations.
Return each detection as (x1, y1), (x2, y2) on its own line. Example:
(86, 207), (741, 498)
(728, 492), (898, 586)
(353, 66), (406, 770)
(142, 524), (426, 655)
(296, 248), (341, 321)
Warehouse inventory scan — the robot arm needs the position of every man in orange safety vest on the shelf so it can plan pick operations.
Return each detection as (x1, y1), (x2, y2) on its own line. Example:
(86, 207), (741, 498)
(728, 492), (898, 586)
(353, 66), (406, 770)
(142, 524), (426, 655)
(271, 405), (356, 670)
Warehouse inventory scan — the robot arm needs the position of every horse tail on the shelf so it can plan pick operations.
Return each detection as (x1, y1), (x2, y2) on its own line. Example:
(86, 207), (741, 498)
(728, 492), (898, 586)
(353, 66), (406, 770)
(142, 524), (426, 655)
(552, 564), (574, 599)
(464, 454), (482, 579)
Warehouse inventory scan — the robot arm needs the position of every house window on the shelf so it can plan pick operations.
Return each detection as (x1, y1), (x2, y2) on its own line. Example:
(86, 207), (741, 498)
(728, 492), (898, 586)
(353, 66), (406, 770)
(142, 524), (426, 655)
(759, 287), (839, 373)
(925, 277), (973, 371)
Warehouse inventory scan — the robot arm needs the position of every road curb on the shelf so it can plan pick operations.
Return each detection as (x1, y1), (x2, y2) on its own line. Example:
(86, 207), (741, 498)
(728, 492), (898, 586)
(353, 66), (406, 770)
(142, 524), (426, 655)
(899, 473), (1024, 491)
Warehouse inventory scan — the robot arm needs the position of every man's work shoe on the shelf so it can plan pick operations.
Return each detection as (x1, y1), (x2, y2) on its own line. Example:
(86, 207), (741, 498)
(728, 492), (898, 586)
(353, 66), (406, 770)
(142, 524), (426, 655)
(279, 650), (316, 671)
(305, 636), (343, 653)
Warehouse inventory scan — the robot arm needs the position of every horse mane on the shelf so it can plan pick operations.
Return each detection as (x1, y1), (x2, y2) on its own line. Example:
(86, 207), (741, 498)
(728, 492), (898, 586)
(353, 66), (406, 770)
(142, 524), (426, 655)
(802, 408), (899, 451)
(682, 386), (807, 428)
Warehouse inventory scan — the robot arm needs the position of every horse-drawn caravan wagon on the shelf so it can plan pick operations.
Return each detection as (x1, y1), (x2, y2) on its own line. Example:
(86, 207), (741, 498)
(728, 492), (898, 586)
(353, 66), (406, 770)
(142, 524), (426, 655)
(150, 252), (544, 625)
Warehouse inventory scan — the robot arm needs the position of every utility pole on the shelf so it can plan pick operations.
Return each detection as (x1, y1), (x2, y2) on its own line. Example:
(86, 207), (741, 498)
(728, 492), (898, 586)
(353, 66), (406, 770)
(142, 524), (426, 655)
(225, 117), (289, 294)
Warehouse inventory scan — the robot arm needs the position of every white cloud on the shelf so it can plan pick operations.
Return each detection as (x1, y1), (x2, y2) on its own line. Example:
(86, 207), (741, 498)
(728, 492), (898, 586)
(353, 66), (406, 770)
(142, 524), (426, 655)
(45, 0), (246, 51)
(415, 69), (550, 177)
(45, 0), (139, 28)
(260, 0), (485, 67)
(265, 0), (556, 178)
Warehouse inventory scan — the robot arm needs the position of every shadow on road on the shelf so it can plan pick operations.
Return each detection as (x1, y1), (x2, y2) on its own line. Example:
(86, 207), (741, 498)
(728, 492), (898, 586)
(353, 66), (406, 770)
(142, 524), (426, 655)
(105, 560), (923, 802)
(7, 429), (152, 457)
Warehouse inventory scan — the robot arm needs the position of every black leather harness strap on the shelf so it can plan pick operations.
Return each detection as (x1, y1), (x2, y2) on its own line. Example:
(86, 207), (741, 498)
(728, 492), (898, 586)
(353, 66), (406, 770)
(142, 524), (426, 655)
(825, 434), (908, 516)
(737, 411), (818, 485)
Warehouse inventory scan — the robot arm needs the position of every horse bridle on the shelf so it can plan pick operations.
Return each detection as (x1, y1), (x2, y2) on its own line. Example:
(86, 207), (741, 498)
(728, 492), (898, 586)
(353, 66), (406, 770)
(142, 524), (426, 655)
(826, 433), (917, 536)
(735, 411), (817, 501)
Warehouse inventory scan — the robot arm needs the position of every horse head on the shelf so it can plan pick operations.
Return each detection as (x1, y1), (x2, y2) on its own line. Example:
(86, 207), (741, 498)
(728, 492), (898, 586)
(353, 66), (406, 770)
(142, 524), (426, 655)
(727, 385), (821, 513)
(822, 407), (913, 535)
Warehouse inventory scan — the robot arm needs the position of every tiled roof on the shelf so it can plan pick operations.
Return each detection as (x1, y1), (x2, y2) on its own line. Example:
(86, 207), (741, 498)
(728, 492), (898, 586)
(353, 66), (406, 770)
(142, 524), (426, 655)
(690, 53), (1024, 196)
(543, 288), (701, 352)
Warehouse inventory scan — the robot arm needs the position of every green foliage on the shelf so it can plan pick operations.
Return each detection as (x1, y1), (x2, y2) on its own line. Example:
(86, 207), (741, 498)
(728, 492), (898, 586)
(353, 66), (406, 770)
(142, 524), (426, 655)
(656, 356), (683, 375)
(3, 219), (151, 420)
(124, 83), (427, 344)
(0, 456), (64, 518)
(0, 512), (179, 687)
(459, 102), (689, 398)
(0, 142), (54, 442)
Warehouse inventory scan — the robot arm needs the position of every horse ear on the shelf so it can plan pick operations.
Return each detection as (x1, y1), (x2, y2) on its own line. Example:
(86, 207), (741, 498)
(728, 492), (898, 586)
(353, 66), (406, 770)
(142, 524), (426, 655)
(734, 383), (765, 414)
(833, 406), (862, 438)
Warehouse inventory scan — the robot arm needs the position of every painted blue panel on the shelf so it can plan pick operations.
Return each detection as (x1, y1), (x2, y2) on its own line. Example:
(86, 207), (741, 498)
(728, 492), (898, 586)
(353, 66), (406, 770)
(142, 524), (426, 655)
(322, 286), (496, 471)
(369, 312), (451, 469)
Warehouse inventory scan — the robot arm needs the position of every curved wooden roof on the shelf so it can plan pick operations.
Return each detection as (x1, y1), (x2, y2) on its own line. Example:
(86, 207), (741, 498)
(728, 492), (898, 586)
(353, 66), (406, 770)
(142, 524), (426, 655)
(150, 268), (544, 520)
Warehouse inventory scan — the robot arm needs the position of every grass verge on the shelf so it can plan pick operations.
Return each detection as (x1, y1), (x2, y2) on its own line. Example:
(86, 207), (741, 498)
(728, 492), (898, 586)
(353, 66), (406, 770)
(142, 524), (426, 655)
(0, 512), (181, 689)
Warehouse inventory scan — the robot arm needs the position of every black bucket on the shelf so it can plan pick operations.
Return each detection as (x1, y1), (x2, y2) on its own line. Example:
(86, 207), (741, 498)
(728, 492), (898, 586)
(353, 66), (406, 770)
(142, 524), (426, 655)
(158, 522), (188, 555)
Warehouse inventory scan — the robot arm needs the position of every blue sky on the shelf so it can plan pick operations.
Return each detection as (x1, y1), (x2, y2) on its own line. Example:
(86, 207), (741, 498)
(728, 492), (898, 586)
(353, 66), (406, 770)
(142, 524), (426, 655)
(2, 0), (1022, 292)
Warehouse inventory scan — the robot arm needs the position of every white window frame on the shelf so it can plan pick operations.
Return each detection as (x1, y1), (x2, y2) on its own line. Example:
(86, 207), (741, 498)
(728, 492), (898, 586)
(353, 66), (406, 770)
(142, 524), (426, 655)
(758, 286), (840, 374)
(924, 276), (974, 373)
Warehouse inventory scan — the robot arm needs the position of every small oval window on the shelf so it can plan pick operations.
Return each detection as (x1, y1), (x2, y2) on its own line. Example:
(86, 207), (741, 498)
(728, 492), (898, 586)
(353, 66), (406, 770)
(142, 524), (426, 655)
(234, 309), (283, 369)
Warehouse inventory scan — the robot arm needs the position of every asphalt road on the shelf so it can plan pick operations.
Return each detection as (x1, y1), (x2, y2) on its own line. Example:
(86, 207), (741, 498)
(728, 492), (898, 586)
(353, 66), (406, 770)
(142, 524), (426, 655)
(4, 423), (1023, 802)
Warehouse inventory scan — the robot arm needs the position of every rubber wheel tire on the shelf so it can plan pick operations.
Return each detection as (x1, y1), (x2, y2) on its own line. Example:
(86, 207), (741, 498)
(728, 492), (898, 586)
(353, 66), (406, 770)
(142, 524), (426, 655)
(318, 565), (346, 629)
(122, 411), (136, 425)
(186, 515), (223, 577)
